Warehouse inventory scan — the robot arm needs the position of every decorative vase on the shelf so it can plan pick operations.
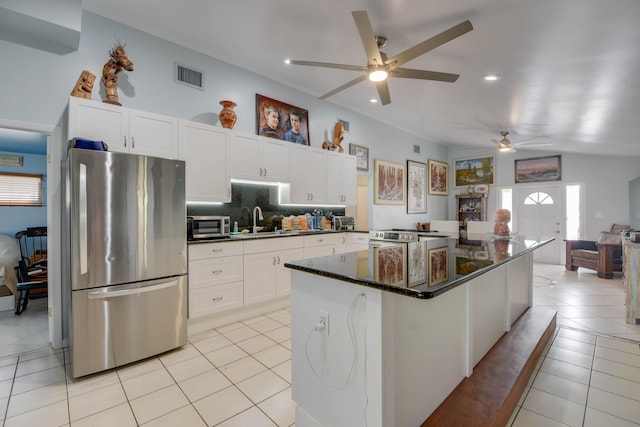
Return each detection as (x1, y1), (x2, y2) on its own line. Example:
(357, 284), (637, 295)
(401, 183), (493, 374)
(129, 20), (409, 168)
(219, 100), (237, 129)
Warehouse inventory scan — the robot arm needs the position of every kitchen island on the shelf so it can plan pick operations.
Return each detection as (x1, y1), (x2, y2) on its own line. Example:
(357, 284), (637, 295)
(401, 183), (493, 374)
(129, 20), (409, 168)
(285, 234), (554, 427)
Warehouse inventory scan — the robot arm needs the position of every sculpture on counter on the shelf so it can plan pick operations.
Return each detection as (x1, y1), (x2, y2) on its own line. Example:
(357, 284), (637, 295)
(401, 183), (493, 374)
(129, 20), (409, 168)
(493, 208), (511, 236)
(333, 121), (344, 153)
(102, 41), (134, 106)
(70, 70), (96, 100)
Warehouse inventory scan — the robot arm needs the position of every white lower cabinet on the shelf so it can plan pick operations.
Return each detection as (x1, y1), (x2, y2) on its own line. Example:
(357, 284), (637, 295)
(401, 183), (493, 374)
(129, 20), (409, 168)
(347, 232), (370, 251)
(243, 237), (304, 305)
(303, 234), (336, 258)
(334, 233), (348, 254)
(188, 241), (243, 318)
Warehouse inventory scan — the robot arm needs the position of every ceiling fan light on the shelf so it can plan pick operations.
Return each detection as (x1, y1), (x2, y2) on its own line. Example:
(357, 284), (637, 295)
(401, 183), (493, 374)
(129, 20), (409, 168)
(499, 146), (511, 152)
(483, 74), (501, 81)
(369, 69), (388, 82)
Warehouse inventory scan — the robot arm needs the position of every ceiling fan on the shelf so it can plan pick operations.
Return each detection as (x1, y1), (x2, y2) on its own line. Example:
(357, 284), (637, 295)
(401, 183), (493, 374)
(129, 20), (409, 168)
(493, 131), (552, 153)
(286, 10), (473, 105)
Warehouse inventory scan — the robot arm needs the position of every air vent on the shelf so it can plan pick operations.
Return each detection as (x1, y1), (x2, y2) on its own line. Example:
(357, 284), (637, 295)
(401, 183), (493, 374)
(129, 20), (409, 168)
(413, 145), (420, 154)
(338, 119), (350, 132)
(174, 62), (204, 90)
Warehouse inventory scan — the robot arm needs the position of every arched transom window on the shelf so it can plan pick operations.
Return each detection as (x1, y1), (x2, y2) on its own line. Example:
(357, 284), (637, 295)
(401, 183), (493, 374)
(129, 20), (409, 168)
(524, 192), (554, 205)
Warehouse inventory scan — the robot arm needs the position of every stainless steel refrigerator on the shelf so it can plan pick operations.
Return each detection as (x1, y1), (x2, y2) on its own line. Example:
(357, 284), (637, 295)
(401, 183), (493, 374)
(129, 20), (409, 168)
(66, 148), (187, 378)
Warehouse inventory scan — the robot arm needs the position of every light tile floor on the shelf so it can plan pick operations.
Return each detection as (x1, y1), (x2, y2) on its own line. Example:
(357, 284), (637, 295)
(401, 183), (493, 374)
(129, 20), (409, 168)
(0, 264), (639, 426)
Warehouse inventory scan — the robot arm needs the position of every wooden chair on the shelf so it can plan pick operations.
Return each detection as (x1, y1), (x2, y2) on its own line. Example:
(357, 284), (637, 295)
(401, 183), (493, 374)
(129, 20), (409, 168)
(565, 226), (625, 279)
(13, 227), (48, 314)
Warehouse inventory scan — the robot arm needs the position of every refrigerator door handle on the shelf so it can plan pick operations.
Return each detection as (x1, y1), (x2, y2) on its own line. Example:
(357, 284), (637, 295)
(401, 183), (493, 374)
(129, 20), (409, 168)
(87, 279), (179, 300)
(79, 163), (88, 274)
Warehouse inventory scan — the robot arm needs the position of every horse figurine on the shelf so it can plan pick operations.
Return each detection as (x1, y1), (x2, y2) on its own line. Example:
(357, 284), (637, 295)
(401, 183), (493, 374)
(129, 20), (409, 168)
(102, 41), (134, 105)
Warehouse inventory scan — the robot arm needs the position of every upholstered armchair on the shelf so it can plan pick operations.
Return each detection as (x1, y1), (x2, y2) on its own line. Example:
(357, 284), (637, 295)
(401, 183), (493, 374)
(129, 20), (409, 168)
(565, 224), (628, 279)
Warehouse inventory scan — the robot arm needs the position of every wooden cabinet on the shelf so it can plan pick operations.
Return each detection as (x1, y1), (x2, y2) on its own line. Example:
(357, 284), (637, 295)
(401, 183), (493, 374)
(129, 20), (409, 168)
(286, 145), (327, 204)
(188, 241), (244, 318)
(456, 193), (487, 230)
(227, 133), (290, 182)
(178, 120), (230, 203)
(243, 236), (304, 305)
(303, 233), (336, 258)
(623, 241), (640, 325)
(68, 97), (178, 159)
(327, 152), (357, 205)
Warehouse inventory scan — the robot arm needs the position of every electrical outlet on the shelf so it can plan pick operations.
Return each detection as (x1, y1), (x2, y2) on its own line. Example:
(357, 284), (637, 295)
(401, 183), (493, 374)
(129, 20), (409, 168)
(319, 310), (329, 336)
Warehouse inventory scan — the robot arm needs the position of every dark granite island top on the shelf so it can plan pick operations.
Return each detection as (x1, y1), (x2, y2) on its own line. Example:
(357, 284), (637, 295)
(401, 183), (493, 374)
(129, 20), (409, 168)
(285, 234), (554, 299)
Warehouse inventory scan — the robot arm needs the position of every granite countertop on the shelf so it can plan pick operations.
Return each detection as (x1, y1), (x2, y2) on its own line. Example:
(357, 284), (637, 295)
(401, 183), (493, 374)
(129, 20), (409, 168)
(285, 234), (555, 299)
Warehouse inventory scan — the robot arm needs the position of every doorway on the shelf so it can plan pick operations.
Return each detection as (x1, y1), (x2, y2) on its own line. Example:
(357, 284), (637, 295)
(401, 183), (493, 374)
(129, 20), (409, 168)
(0, 120), (63, 355)
(515, 184), (564, 264)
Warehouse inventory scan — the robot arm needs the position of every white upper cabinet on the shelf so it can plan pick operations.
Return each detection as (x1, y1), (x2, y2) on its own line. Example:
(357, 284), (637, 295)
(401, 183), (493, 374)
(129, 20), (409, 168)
(227, 133), (290, 182)
(286, 145), (327, 204)
(68, 97), (178, 159)
(327, 152), (357, 205)
(178, 120), (231, 203)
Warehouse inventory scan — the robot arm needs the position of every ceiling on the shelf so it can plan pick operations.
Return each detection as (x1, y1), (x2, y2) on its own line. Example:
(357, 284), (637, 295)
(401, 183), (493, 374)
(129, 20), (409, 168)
(14, 0), (640, 156)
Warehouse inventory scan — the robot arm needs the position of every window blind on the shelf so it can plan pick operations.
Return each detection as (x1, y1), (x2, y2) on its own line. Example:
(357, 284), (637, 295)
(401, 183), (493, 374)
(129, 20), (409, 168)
(0, 172), (43, 206)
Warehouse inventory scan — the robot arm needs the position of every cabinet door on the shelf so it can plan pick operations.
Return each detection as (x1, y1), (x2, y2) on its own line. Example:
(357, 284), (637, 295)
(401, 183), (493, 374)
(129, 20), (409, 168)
(326, 152), (342, 204)
(275, 248), (303, 295)
(68, 97), (129, 153)
(289, 146), (327, 203)
(179, 121), (230, 203)
(243, 252), (276, 305)
(261, 137), (290, 182)
(228, 133), (261, 180)
(129, 109), (179, 159)
(341, 155), (357, 205)
(334, 233), (348, 254)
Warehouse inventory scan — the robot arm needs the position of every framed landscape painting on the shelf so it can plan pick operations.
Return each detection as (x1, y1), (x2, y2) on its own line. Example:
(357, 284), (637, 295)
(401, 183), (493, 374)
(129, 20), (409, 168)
(407, 160), (427, 214)
(454, 155), (495, 187)
(374, 159), (406, 205)
(255, 94), (310, 145)
(428, 159), (448, 195)
(374, 245), (406, 286)
(514, 155), (561, 183)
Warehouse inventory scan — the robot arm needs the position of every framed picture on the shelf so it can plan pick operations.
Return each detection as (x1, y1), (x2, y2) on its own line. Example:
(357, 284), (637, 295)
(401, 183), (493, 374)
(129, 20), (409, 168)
(407, 160), (427, 214)
(349, 143), (369, 171)
(374, 159), (406, 205)
(374, 245), (406, 287)
(428, 159), (448, 195)
(408, 240), (427, 287)
(428, 246), (449, 286)
(255, 94), (309, 145)
(454, 155), (495, 187)
(514, 155), (562, 183)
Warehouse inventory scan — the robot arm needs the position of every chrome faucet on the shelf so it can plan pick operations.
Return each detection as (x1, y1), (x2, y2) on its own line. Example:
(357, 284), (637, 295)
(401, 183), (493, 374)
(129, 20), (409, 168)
(252, 206), (264, 233)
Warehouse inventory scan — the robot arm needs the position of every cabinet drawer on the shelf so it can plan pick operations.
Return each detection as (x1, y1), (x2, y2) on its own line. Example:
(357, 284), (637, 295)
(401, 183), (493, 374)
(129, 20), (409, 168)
(243, 235), (304, 254)
(189, 256), (243, 289)
(189, 241), (243, 260)
(189, 281), (243, 318)
(349, 233), (369, 244)
(303, 234), (335, 247)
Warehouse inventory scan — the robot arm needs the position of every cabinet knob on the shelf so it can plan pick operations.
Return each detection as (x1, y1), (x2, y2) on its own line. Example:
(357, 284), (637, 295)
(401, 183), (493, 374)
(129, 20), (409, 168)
(277, 256), (281, 264)
(264, 168), (267, 176)
(123, 136), (127, 147)
(273, 256), (276, 265)
(211, 269), (223, 275)
(212, 296), (223, 302)
(131, 136), (135, 148)
(211, 248), (223, 253)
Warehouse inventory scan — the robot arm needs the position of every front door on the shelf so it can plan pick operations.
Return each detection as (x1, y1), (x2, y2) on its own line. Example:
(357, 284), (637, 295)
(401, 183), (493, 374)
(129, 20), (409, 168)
(516, 185), (563, 264)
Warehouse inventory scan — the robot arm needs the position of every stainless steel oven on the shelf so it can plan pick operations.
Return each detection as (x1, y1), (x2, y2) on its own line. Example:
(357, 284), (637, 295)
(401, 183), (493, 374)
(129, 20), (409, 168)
(187, 215), (230, 240)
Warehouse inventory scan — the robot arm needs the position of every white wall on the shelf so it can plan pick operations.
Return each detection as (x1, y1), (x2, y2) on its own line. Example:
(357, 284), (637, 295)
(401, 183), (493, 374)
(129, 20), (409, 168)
(0, 10), (449, 230)
(449, 146), (640, 240)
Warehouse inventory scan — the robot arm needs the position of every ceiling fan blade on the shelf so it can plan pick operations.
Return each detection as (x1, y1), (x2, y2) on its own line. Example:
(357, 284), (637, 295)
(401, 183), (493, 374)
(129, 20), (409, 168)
(392, 68), (459, 82)
(512, 135), (549, 146)
(318, 75), (368, 100)
(288, 59), (367, 72)
(352, 11), (384, 66)
(375, 80), (391, 105)
(385, 20), (473, 69)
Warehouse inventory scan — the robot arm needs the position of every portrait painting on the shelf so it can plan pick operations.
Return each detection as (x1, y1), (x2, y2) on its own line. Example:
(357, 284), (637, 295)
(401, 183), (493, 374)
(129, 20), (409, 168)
(454, 155), (495, 187)
(374, 159), (406, 205)
(255, 94), (310, 145)
(428, 246), (449, 286)
(407, 160), (427, 214)
(428, 159), (448, 195)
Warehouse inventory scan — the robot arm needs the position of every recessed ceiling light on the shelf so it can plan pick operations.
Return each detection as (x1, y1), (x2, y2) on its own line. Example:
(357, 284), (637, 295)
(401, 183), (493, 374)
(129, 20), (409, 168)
(483, 74), (501, 81)
(370, 98), (378, 103)
(284, 59), (291, 65)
